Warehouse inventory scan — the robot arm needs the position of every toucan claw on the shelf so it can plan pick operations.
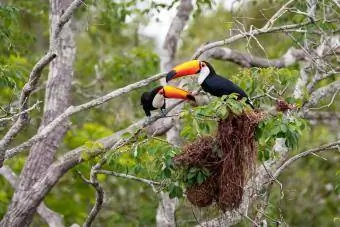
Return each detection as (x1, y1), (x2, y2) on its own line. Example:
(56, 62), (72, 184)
(145, 116), (152, 124)
(160, 108), (167, 117)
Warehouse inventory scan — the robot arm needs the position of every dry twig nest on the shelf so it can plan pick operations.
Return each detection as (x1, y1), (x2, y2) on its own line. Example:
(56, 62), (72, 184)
(174, 110), (265, 211)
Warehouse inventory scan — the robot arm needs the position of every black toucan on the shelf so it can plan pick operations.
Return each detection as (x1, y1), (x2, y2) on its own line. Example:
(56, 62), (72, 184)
(165, 60), (254, 109)
(141, 85), (195, 117)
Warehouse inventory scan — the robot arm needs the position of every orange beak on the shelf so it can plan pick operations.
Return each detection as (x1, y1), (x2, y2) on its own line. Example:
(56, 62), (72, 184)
(166, 60), (201, 82)
(160, 85), (195, 101)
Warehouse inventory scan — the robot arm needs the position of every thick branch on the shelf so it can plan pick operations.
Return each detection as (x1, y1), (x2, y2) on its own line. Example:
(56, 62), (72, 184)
(0, 166), (64, 227)
(4, 72), (165, 159)
(0, 53), (56, 167)
(207, 47), (306, 68)
(305, 111), (340, 121)
(304, 80), (340, 109)
(161, 0), (193, 72)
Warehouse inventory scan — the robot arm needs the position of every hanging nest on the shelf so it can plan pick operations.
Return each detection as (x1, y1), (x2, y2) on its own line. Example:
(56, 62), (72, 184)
(173, 110), (265, 211)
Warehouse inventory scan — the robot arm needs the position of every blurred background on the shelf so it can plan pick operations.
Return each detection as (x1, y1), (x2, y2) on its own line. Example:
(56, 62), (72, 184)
(0, 0), (339, 226)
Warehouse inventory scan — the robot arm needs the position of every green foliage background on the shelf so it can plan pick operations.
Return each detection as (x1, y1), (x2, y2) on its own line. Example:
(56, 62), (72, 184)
(0, 0), (339, 226)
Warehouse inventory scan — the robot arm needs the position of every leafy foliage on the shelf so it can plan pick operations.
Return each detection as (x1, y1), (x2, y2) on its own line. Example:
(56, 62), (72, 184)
(0, 0), (339, 226)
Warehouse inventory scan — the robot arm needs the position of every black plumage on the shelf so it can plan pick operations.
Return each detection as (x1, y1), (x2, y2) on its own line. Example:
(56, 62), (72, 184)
(140, 86), (164, 117)
(200, 61), (254, 109)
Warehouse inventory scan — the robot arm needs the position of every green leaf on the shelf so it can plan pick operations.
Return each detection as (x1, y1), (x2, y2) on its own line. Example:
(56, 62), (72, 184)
(280, 124), (287, 133)
(169, 184), (183, 199)
(197, 171), (205, 185)
(264, 148), (270, 160)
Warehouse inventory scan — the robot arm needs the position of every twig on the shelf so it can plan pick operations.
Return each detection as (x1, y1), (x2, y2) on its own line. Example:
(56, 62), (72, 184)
(95, 170), (161, 189)
(262, 0), (295, 30)
(192, 20), (314, 59)
(82, 159), (106, 227)
(239, 211), (260, 227)
(273, 140), (340, 178)
(0, 101), (42, 123)
(309, 90), (338, 110)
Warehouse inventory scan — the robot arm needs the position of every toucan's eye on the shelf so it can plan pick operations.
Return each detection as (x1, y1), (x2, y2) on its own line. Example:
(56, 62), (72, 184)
(201, 62), (206, 68)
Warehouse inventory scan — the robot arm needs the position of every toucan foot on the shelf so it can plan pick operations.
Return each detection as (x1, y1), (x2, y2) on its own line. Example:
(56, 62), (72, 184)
(160, 109), (167, 117)
(145, 116), (152, 124)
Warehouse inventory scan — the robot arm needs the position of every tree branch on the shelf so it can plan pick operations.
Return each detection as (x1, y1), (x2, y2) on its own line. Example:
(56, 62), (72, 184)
(95, 169), (161, 188)
(262, 0), (295, 30)
(303, 80), (340, 109)
(0, 0), (86, 168)
(273, 140), (340, 178)
(0, 53), (56, 167)
(207, 47), (306, 68)
(0, 166), (65, 227)
(192, 21), (314, 59)
(305, 111), (340, 121)
(0, 101), (42, 123)
(82, 162), (105, 227)
(4, 72), (165, 159)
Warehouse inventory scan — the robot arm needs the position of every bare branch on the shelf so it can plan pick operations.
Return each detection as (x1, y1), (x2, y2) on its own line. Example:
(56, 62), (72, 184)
(273, 140), (340, 178)
(207, 47), (306, 68)
(332, 0), (340, 8)
(0, 53), (56, 167)
(192, 21), (314, 59)
(309, 90), (338, 110)
(4, 72), (165, 159)
(0, 166), (65, 227)
(305, 111), (340, 121)
(262, 0), (295, 30)
(0, 101), (42, 123)
(161, 0), (193, 72)
(0, 0), (86, 168)
(304, 80), (340, 109)
(52, 0), (84, 42)
(83, 166), (104, 227)
(95, 169), (161, 188)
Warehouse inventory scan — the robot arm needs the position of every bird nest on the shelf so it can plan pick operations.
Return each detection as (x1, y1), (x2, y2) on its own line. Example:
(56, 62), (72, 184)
(173, 110), (265, 211)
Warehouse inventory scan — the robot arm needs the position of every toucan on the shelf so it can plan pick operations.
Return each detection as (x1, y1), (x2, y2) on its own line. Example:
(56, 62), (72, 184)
(141, 85), (195, 117)
(166, 60), (254, 109)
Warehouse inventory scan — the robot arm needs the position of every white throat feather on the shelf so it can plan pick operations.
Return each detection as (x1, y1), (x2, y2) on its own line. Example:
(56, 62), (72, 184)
(152, 93), (165, 109)
(198, 66), (210, 84)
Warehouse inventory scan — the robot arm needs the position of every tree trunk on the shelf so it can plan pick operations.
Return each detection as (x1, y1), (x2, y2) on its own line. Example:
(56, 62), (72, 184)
(0, 0), (75, 226)
(155, 1), (193, 226)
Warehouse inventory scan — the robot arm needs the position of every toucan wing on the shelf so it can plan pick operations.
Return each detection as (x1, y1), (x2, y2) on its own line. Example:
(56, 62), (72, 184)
(203, 74), (249, 98)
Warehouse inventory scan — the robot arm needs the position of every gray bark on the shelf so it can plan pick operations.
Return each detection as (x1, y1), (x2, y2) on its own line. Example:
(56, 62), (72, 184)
(0, 166), (65, 227)
(156, 192), (178, 227)
(0, 0), (75, 226)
